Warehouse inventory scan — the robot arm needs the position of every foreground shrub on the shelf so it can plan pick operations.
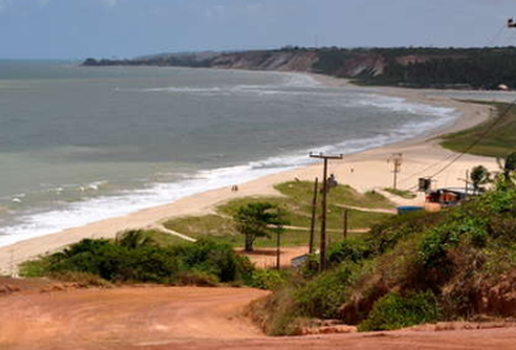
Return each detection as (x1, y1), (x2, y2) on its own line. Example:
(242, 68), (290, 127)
(359, 291), (440, 331)
(249, 269), (289, 290)
(247, 282), (303, 336)
(296, 263), (357, 319)
(20, 237), (254, 286)
(48, 271), (111, 288)
(176, 270), (219, 287)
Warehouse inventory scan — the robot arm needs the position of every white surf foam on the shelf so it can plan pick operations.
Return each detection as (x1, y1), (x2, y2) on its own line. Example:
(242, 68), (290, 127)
(137, 72), (322, 96)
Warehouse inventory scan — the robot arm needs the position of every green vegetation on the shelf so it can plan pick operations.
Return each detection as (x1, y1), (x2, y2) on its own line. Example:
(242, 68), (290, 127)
(313, 47), (516, 89)
(470, 165), (491, 193)
(441, 102), (516, 158)
(165, 181), (394, 249)
(249, 169), (516, 336)
(249, 269), (290, 291)
(384, 188), (417, 199)
(234, 203), (287, 252)
(358, 291), (440, 332)
(20, 230), (254, 286)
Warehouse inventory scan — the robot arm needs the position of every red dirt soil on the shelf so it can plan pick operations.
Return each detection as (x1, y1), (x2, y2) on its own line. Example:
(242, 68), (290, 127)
(1, 282), (516, 350)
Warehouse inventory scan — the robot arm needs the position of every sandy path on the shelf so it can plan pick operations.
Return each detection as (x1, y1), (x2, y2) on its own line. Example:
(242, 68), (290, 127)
(0, 286), (268, 350)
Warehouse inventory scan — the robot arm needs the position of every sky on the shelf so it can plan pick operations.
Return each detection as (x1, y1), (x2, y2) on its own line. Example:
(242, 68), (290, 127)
(0, 0), (515, 59)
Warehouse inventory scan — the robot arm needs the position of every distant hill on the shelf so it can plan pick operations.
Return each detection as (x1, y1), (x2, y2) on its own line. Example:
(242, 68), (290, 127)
(83, 47), (516, 90)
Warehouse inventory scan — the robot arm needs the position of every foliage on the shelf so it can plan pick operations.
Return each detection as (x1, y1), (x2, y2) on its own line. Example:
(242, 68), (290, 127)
(115, 230), (156, 249)
(295, 263), (357, 319)
(249, 269), (289, 290)
(365, 210), (446, 255)
(418, 214), (489, 269)
(176, 270), (220, 287)
(19, 237), (254, 286)
(470, 166), (490, 193)
(358, 291), (440, 332)
(328, 238), (372, 265)
(233, 202), (288, 252)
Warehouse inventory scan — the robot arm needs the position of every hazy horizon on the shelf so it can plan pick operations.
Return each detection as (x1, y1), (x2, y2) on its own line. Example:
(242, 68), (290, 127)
(0, 0), (514, 60)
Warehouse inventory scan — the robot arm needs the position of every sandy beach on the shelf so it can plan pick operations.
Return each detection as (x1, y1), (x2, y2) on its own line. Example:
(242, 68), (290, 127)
(0, 74), (501, 275)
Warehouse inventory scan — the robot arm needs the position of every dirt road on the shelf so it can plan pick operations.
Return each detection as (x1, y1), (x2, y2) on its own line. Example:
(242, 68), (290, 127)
(1, 285), (516, 350)
(0, 286), (268, 350)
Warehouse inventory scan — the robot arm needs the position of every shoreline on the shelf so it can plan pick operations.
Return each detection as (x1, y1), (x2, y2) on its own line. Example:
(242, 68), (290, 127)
(0, 73), (500, 274)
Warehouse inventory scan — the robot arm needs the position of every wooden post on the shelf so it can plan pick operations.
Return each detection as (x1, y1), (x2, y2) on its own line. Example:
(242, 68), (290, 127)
(343, 209), (349, 240)
(310, 153), (343, 272)
(320, 158), (328, 271)
(276, 231), (281, 270)
(389, 153), (403, 191)
(309, 178), (319, 254)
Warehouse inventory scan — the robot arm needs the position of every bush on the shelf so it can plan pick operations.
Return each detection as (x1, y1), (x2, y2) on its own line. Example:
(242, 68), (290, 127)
(366, 211), (445, 255)
(250, 269), (289, 290)
(328, 238), (371, 265)
(359, 291), (440, 331)
(418, 215), (489, 269)
(296, 263), (357, 319)
(479, 186), (516, 214)
(176, 270), (219, 287)
(20, 237), (254, 286)
(48, 271), (111, 288)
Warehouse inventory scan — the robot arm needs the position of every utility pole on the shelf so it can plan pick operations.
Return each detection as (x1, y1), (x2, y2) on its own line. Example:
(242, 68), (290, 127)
(310, 152), (343, 271)
(276, 230), (281, 270)
(389, 153), (403, 190)
(309, 178), (319, 254)
(458, 169), (471, 196)
(343, 209), (349, 240)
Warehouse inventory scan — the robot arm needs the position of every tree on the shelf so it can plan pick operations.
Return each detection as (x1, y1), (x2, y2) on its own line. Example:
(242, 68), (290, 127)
(234, 203), (288, 253)
(115, 230), (155, 249)
(497, 152), (516, 186)
(470, 165), (490, 194)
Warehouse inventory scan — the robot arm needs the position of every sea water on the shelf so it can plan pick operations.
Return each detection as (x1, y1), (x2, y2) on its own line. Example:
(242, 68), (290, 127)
(0, 61), (456, 246)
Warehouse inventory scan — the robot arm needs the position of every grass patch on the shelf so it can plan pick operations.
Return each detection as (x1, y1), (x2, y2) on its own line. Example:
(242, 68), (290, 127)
(440, 101), (516, 158)
(164, 181), (394, 248)
(384, 188), (417, 199)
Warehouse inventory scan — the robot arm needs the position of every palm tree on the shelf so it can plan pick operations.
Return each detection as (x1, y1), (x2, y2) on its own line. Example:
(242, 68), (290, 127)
(470, 165), (490, 194)
(115, 230), (155, 249)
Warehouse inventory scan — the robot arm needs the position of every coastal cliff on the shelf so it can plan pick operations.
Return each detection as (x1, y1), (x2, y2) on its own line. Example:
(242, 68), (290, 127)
(84, 47), (516, 89)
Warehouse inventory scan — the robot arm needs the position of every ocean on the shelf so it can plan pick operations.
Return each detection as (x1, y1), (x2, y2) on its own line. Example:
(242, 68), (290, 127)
(0, 60), (457, 247)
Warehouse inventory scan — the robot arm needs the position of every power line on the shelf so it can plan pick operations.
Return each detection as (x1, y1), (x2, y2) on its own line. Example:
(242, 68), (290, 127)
(486, 23), (508, 47)
(309, 152), (343, 272)
(427, 98), (516, 180)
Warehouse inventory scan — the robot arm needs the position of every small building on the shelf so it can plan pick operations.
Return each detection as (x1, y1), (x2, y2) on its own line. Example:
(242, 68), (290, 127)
(426, 187), (473, 207)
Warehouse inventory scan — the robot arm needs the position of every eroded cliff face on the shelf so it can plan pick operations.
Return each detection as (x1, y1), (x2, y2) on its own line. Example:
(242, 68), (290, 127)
(210, 50), (320, 72)
(206, 50), (388, 78)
